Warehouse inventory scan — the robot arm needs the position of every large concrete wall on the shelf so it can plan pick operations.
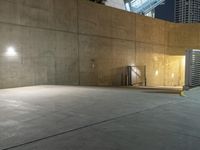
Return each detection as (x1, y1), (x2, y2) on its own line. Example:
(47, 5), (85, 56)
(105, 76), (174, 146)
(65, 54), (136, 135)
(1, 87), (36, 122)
(78, 1), (135, 85)
(0, 0), (79, 88)
(0, 0), (199, 88)
(166, 23), (200, 86)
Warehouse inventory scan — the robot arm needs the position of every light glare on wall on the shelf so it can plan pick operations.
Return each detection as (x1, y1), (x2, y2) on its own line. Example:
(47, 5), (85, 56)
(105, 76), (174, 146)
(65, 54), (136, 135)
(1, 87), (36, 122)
(155, 70), (159, 76)
(6, 47), (17, 57)
(171, 73), (175, 78)
(182, 56), (185, 67)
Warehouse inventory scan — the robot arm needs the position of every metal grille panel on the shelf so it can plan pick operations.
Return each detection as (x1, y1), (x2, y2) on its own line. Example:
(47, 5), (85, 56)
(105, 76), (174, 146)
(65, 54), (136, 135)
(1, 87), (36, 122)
(185, 49), (200, 89)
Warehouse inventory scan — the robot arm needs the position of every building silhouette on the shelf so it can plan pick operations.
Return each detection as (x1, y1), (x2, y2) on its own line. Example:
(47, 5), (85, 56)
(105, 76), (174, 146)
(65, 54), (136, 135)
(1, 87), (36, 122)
(175, 0), (200, 23)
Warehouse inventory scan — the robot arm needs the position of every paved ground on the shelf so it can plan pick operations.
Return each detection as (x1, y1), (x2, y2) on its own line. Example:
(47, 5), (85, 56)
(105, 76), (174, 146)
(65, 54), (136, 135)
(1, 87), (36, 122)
(0, 85), (199, 150)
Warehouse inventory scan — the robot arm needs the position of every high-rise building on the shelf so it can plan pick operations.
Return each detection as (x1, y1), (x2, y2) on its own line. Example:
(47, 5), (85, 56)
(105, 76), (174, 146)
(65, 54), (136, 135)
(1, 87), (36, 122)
(175, 0), (200, 23)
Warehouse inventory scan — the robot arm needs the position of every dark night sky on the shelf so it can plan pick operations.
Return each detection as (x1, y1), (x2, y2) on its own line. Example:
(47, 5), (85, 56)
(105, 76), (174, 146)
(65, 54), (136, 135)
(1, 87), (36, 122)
(155, 0), (175, 22)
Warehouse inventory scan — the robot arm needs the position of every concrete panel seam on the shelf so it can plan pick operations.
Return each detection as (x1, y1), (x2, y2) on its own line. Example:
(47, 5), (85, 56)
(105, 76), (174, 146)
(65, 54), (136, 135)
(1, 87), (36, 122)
(0, 21), (77, 35)
(79, 32), (135, 42)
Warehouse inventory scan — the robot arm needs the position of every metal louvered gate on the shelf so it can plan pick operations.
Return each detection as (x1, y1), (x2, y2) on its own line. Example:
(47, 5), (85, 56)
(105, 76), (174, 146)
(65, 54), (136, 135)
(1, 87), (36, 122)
(127, 65), (147, 86)
(185, 49), (200, 89)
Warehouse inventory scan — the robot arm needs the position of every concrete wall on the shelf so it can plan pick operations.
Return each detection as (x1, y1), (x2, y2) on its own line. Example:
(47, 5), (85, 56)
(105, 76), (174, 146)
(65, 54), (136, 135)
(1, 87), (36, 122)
(166, 23), (200, 86)
(0, 0), (79, 88)
(0, 0), (199, 88)
(79, 1), (135, 86)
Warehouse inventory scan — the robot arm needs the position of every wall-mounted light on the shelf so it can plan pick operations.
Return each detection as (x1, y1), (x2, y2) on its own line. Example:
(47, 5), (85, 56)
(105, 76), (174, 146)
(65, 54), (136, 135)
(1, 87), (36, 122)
(171, 73), (175, 78)
(5, 46), (17, 57)
(155, 70), (159, 76)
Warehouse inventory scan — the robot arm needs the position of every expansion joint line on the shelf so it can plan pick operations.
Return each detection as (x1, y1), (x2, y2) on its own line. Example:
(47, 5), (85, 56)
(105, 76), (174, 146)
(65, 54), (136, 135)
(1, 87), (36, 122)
(1, 99), (187, 150)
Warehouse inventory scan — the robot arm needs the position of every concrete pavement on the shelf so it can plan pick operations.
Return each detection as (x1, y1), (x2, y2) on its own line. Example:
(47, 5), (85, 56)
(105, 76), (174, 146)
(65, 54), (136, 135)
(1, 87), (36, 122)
(0, 86), (199, 150)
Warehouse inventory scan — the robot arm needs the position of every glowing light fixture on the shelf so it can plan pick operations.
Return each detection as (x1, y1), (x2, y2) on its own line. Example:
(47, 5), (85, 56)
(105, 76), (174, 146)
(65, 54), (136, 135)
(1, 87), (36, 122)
(155, 70), (159, 76)
(171, 73), (175, 78)
(6, 47), (17, 57)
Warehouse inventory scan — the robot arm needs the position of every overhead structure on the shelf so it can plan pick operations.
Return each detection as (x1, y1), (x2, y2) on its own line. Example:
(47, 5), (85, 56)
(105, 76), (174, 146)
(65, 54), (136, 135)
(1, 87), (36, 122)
(124, 0), (165, 17)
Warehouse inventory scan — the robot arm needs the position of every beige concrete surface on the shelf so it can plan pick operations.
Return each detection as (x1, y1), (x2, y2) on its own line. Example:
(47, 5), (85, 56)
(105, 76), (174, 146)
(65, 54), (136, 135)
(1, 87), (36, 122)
(0, 85), (200, 150)
(0, 0), (199, 88)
